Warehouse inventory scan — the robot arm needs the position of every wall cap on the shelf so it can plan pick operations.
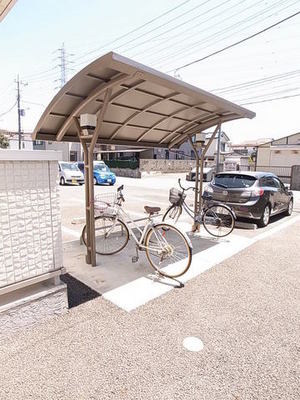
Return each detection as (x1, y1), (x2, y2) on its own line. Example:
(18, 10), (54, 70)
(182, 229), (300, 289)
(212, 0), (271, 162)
(0, 150), (62, 161)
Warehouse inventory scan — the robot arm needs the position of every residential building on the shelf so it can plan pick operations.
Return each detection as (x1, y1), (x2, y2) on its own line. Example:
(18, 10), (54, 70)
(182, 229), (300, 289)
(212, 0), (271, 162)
(229, 138), (272, 156)
(0, 129), (83, 161)
(256, 131), (300, 183)
(1, 130), (33, 150)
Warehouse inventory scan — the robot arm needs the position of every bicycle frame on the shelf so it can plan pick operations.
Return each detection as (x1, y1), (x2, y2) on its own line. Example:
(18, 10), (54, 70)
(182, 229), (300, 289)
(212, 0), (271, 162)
(102, 205), (167, 254)
(181, 199), (197, 220)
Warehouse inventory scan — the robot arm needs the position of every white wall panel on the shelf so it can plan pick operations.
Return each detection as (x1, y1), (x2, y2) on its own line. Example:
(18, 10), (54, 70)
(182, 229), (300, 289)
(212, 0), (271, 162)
(0, 152), (62, 288)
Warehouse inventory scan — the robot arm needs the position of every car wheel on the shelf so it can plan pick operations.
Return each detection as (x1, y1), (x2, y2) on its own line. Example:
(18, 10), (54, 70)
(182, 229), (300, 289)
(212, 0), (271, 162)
(93, 177), (97, 185)
(258, 204), (270, 228)
(60, 177), (65, 186)
(284, 199), (293, 216)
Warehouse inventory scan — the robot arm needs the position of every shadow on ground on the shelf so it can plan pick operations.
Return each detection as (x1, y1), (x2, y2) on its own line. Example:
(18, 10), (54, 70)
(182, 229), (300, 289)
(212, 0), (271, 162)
(60, 273), (100, 308)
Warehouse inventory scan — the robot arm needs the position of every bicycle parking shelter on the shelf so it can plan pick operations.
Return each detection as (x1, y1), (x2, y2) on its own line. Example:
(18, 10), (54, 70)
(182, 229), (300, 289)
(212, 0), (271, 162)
(33, 52), (255, 266)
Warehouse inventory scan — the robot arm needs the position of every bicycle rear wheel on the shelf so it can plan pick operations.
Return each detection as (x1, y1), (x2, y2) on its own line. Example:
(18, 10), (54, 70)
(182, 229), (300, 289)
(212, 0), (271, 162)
(202, 204), (235, 238)
(162, 205), (182, 224)
(145, 223), (192, 278)
(82, 216), (129, 255)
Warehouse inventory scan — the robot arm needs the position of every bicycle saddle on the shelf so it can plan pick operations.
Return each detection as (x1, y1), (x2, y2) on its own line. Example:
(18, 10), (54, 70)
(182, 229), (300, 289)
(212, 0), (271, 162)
(144, 206), (161, 215)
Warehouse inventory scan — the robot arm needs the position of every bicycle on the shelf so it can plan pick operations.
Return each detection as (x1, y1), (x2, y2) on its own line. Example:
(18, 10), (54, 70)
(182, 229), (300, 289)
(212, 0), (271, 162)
(82, 185), (192, 278)
(163, 179), (235, 238)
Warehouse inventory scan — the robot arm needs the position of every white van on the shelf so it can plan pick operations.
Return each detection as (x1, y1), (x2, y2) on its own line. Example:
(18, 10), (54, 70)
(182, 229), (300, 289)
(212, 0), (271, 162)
(58, 162), (84, 185)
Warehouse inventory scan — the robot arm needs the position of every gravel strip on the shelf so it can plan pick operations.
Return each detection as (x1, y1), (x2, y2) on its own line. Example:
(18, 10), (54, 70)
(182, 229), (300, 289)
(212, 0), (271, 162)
(1, 221), (299, 400)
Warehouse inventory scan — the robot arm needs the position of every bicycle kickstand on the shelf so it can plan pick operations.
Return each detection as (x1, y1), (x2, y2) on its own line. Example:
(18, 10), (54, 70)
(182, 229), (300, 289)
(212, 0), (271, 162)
(132, 245), (139, 263)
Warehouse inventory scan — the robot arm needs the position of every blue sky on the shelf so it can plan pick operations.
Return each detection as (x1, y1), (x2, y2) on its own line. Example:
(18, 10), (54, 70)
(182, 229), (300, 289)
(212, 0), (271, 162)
(1, 0), (300, 143)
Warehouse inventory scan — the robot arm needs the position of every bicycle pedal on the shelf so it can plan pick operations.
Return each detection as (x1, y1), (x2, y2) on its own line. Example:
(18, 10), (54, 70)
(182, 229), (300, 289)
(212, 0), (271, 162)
(132, 256), (139, 263)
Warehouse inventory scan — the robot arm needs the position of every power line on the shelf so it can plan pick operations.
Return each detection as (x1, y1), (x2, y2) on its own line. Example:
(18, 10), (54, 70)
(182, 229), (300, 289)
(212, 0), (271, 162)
(73, 0), (192, 63)
(0, 100), (17, 118)
(14, 1), (192, 83)
(159, 0), (297, 70)
(233, 85), (300, 103)
(169, 10), (300, 73)
(125, 0), (236, 57)
(130, 0), (257, 63)
(112, 0), (212, 53)
(240, 92), (300, 106)
(211, 69), (300, 93)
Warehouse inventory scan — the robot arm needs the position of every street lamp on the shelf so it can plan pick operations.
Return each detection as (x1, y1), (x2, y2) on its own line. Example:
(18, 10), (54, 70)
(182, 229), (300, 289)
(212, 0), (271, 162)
(80, 113), (97, 136)
(194, 132), (206, 148)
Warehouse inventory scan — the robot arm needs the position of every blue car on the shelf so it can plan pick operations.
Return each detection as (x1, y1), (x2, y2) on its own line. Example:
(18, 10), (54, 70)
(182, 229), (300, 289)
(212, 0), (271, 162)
(76, 161), (116, 186)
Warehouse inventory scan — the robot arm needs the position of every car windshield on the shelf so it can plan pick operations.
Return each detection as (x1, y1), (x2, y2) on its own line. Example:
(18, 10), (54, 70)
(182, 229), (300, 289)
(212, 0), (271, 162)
(60, 163), (79, 171)
(94, 163), (109, 172)
(213, 174), (256, 188)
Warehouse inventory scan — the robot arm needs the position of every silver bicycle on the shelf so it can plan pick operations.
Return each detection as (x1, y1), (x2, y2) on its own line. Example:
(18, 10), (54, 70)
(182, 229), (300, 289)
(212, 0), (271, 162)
(163, 179), (235, 238)
(82, 185), (192, 278)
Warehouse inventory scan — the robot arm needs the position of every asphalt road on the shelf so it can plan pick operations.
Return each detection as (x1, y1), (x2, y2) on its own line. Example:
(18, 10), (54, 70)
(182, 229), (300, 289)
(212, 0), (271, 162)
(1, 213), (299, 399)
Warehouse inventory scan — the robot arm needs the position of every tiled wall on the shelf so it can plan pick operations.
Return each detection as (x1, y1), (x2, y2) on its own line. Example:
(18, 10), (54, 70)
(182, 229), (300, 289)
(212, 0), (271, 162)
(0, 160), (63, 288)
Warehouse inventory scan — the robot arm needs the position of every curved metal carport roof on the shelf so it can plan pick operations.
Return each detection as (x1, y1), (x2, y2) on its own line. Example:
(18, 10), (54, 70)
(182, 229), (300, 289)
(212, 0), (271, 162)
(33, 52), (255, 148)
(33, 52), (255, 267)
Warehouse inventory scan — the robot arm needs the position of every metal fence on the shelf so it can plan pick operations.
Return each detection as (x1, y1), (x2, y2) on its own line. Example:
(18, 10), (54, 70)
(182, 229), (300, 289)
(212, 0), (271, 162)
(255, 165), (292, 183)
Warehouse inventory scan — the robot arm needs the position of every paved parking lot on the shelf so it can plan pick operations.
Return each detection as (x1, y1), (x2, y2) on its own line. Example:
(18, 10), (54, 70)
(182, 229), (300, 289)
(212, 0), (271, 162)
(60, 174), (300, 311)
(59, 173), (300, 242)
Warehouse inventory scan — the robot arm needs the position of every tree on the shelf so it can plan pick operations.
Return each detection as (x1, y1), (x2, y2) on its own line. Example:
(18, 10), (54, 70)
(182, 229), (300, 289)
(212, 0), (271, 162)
(0, 132), (9, 149)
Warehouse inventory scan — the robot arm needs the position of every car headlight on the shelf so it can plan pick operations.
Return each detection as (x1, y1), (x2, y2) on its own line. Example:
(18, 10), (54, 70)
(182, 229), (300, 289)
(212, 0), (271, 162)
(205, 185), (213, 193)
(100, 174), (106, 178)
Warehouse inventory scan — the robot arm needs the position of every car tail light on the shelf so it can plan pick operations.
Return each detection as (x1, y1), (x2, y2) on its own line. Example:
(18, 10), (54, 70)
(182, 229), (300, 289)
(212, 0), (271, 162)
(252, 187), (264, 197)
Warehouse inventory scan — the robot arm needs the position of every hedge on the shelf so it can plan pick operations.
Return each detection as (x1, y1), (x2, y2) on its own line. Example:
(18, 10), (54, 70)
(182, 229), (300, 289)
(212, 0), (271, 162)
(105, 160), (139, 170)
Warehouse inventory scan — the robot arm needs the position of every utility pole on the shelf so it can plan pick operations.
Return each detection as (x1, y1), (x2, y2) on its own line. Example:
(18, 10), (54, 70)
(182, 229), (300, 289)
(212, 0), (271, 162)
(216, 124), (222, 173)
(15, 75), (27, 150)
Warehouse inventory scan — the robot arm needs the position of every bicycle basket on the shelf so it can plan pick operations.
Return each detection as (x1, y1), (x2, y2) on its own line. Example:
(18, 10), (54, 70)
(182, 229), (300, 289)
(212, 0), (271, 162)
(94, 192), (117, 216)
(169, 187), (186, 204)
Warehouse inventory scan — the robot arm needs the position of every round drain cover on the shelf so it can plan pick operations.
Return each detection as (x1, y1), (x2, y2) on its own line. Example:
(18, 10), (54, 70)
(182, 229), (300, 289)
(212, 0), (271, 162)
(183, 336), (204, 352)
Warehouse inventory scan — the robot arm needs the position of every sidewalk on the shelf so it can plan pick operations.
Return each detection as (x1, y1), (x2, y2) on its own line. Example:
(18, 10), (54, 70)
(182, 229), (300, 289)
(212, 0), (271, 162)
(1, 219), (299, 400)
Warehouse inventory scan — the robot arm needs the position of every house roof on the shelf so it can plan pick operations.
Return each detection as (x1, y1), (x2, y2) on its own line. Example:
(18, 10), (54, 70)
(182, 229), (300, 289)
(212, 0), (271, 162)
(33, 52), (255, 149)
(257, 131), (300, 147)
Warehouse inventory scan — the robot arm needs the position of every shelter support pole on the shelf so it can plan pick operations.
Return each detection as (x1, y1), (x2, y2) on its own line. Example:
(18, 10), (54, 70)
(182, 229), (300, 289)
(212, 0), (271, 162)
(199, 123), (221, 212)
(73, 117), (92, 264)
(216, 124), (222, 173)
(73, 89), (112, 266)
(188, 136), (200, 231)
(188, 123), (221, 231)
(87, 88), (112, 266)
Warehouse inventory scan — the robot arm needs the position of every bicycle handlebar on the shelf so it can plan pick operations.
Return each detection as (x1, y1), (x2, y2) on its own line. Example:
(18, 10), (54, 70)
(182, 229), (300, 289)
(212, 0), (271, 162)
(178, 178), (195, 192)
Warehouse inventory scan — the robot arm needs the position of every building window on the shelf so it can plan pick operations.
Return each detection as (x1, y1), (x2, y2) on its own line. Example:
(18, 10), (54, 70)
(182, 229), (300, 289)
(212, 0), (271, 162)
(70, 151), (77, 161)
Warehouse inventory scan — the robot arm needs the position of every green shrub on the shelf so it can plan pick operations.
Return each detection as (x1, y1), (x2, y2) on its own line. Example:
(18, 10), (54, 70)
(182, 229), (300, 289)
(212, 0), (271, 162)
(105, 160), (139, 170)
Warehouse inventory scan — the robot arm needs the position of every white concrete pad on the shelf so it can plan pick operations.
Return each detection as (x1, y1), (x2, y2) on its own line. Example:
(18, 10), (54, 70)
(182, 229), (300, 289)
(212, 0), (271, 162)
(103, 215), (300, 312)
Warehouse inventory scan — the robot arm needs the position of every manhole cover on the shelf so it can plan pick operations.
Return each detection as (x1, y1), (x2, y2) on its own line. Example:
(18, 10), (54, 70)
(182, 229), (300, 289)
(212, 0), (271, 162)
(183, 336), (204, 352)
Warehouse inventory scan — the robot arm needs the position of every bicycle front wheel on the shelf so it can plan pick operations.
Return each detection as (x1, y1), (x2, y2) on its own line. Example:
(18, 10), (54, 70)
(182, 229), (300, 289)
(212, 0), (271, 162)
(145, 223), (192, 278)
(202, 204), (235, 238)
(82, 216), (129, 255)
(162, 205), (182, 224)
